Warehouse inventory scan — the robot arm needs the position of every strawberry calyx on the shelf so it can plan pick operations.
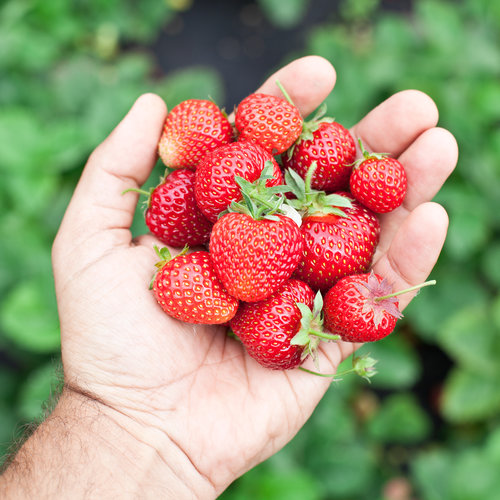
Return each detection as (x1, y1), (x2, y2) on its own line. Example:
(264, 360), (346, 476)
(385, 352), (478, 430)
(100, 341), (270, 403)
(287, 103), (336, 158)
(227, 160), (301, 224)
(149, 245), (189, 289)
(284, 162), (352, 218)
(355, 271), (437, 328)
(122, 168), (172, 210)
(290, 292), (340, 364)
(351, 138), (390, 169)
(354, 272), (403, 328)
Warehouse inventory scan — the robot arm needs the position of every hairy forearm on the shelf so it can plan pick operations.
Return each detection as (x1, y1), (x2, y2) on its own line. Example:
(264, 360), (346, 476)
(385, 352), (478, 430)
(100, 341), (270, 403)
(0, 388), (214, 499)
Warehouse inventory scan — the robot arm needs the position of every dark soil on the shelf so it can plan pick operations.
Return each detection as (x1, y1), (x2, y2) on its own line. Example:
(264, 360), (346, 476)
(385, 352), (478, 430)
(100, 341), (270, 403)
(151, 0), (413, 108)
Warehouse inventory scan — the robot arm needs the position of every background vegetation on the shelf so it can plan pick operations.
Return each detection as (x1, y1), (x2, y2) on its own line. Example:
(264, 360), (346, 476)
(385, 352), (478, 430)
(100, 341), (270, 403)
(1, 0), (499, 498)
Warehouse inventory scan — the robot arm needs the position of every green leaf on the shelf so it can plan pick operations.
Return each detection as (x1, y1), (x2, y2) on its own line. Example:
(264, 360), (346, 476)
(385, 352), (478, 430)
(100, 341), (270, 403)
(0, 108), (45, 172)
(485, 425), (500, 467)
(17, 360), (63, 421)
(411, 448), (453, 500)
(320, 193), (353, 208)
(256, 0), (311, 29)
(366, 393), (431, 444)
(155, 66), (225, 109)
(0, 275), (61, 353)
(437, 304), (500, 376)
(492, 294), (500, 331)
(404, 264), (490, 341)
(291, 303), (313, 346)
(5, 171), (59, 218)
(449, 448), (500, 500)
(441, 367), (500, 423)
(284, 168), (306, 199)
(0, 402), (19, 457)
(222, 464), (321, 500)
(357, 334), (421, 389)
(435, 183), (491, 261)
(416, 0), (464, 51)
(308, 439), (376, 496)
(481, 241), (500, 288)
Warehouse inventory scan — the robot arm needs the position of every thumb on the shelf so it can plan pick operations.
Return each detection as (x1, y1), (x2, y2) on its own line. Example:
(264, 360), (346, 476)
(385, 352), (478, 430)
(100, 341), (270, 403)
(53, 93), (167, 263)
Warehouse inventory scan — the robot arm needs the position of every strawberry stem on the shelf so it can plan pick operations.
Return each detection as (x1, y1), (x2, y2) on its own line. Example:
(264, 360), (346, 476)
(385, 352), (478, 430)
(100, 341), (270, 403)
(357, 138), (388, 161)
(304, 161), (317, 195)
(275, 80), (295, 107)
(309, 330), (341, 341)
(298, 354), (377, 382)
(122, 187), (151, 197)
(374, 279), (436, 302)
(298, 366), (341, 379)
(358, 138), (370, 159)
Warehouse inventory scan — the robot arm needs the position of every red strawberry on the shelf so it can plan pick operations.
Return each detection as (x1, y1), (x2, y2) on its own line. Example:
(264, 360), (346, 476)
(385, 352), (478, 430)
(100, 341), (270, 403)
(285, 167), (380, 292)
(350, 140), (407, 214)
(230, 279), (319, 369)
(158, 99), (233, 169)
(209, 162), (303, 302)
(133, 169), (213, 248)
(195, 141), (283, 223)
(235, 83), (303, 154)
(323, 272), (435, 342)
(210, 212), (303, 302)
(152, 248), (238, 324)
(282, 106), (356, 192)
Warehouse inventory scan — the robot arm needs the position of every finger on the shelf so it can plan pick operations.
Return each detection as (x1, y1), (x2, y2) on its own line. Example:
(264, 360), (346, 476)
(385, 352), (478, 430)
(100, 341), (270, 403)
(292, 203), (447, 390)
(373, 126), (458, 257)
(253, 55), (337, 118)
(399, 127), (458, 210)
(351, 89), (439, 157)
(56, 94), (167, 252)
(373, 202), (449, 311)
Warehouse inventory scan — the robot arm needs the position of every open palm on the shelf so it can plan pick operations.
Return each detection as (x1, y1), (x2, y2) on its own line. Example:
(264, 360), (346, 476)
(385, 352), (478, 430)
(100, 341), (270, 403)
(52, 56), (457, 497)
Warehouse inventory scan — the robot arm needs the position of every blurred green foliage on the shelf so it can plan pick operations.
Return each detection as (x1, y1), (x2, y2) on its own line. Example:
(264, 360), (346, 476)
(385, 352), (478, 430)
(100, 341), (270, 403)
(1, 0), (499, 498)
(0, 0), (224, 458)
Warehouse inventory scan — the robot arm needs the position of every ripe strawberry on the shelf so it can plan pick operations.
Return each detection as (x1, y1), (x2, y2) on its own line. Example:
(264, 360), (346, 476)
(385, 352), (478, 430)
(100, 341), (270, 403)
(349, 140), (407, 213)
(230, 279), (320, 370)
(195, 141), (283, 223)
(282, 105), (356, 192)
(152, 248), (238, 324)
(209, 162), (303, 302)
(323, 272), (435, 342)
(285, 167), (380, 292)
(130, 169), (213, 248)
(235, 82), (303, 155)
(158, 99), (233, 169)
(210, 212), (303, 302)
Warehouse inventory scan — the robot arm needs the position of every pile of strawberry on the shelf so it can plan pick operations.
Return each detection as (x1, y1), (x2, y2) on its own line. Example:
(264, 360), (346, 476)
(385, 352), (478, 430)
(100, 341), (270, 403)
(132, 83), (429, 373)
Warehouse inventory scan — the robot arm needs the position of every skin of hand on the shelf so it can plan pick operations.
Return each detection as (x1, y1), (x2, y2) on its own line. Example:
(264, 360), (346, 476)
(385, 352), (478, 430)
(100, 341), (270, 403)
(6, 56), (458, 498)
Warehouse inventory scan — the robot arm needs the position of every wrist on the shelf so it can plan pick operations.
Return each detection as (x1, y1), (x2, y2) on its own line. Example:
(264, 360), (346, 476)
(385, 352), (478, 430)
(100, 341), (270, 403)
(1, 387), (216, 499)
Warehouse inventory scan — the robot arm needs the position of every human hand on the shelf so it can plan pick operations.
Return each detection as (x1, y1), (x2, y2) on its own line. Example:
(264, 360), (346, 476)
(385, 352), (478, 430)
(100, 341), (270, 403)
(50, 56), (457, 497)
